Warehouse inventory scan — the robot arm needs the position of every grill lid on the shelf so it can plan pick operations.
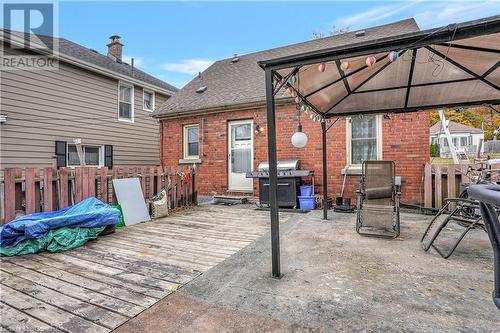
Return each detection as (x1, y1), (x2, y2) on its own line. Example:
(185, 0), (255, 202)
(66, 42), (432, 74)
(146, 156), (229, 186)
(258, 159), (299, 172)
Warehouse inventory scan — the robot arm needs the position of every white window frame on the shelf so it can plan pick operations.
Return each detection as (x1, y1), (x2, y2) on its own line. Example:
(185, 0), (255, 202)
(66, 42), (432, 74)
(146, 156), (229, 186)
(183, 124), (199, 159)
(67, 143), (105, 167)
(118, 81), (134, 123)
(345, 115), (383, 167)
(143, 89), (155, 112)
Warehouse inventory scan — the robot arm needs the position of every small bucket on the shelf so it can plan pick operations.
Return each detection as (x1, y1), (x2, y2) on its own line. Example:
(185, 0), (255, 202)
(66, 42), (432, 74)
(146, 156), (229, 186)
(298, 196), (316, 210)
(300, 185), (313, 197)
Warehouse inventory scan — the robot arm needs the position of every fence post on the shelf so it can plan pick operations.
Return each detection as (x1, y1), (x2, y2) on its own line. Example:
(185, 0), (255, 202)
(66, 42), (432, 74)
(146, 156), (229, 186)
(100, 168), (108, 203)
(43, 167), (54, 212)
(434, 164), (442, 208)
(447, 164), (457, 209)
(25, 168), (36, 214)
(4, 168), (16, 223)
(149, 167), (155, 199)
(59, 167), (70, 209)
(88, 167), (96, 197)
(75, 167), (83, 203)
(424, 163), (432, 208)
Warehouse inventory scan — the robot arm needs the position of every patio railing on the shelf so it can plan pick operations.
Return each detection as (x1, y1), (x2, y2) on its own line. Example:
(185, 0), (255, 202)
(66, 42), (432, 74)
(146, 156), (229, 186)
(423, 162), (499, 209)
(0, 166), (197, 225)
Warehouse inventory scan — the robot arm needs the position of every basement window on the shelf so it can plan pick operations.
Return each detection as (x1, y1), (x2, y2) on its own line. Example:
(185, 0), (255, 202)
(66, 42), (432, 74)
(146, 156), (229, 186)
(67, 144), (104, 167)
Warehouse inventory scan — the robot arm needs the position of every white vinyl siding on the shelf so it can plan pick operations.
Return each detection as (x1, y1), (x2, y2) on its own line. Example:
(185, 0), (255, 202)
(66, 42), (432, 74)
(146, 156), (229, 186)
(0, 47), (170, 169)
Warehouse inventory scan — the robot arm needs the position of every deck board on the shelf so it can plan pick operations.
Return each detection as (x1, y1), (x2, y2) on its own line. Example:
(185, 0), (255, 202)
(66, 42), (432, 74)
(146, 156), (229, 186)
(0, 204), (271, 332)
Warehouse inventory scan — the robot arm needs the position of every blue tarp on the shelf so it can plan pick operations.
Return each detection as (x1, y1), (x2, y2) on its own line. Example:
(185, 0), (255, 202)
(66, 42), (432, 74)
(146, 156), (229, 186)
(0, 197), (120, 247)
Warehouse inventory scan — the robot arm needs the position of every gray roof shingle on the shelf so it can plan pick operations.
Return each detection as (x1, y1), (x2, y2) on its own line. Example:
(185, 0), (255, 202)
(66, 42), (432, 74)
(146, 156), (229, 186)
(155, 18), (419, 117)
(430, 120), (484, 135)
(1, 30), (178, 93)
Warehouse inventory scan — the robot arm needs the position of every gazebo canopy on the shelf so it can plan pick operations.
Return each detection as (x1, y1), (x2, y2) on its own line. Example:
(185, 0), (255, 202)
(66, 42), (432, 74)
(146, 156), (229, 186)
(259, 16), (500, 117)
(258, 16), (500, 279)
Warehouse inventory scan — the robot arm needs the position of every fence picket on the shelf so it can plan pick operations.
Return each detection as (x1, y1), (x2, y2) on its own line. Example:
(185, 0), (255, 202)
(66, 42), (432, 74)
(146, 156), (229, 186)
(59, 167), (70, 209)
(88, 167), (96, 197)
(25, 168), (36, 214)
(4, 168), (16, 223)
(43, 167), (54, 212)
(149, 167), (155, 199)
(100, 168), (108, 203)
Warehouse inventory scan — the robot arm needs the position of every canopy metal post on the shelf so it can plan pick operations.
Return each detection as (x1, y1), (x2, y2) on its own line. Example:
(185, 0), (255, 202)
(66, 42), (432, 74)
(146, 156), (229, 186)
(321, 121), (328, 220)
(265, 68), (281, 278)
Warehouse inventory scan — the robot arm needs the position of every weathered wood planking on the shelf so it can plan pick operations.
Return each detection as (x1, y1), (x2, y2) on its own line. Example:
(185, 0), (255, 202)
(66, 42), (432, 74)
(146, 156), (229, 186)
(1, 166), (195, 224)
(0, 204), (270, 333)
(423, 162), (500, 209)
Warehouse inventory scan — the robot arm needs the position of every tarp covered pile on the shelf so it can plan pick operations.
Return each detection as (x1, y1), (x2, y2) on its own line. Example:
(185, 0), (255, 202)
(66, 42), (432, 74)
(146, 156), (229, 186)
(0, 197), (120, 256)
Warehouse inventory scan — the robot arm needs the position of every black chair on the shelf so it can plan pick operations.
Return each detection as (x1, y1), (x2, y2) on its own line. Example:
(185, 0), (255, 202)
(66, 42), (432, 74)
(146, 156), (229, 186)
(421, 197), (484, 259)
(356, 161), (400, 238)
(468, 184), (500, 310)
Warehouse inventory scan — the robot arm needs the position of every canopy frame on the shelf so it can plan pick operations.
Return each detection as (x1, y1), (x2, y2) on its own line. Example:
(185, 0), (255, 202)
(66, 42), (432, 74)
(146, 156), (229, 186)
(261, 16), (500, 278)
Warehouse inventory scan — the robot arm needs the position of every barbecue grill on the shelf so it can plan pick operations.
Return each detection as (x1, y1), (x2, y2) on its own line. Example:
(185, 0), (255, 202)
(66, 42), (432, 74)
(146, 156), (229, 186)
(246, 160), (313, 208)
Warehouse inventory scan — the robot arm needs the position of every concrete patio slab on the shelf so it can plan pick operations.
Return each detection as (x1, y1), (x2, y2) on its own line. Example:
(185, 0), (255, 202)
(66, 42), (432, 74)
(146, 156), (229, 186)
(116, 207), (499, 333)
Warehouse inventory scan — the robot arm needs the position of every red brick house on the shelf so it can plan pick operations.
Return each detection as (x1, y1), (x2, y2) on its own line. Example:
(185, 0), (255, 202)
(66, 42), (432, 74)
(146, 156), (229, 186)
(153, 19), (430, 204)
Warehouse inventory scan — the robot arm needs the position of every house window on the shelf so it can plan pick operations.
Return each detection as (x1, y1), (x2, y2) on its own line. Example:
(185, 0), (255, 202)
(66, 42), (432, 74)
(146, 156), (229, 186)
(143, 89), (155, 111)
(460, 136), (472, 146)
(118, 83), (134, 121)
(67, 144), (103, 166)
(183, 125), (199, 159)
(347, 115), (382, 165)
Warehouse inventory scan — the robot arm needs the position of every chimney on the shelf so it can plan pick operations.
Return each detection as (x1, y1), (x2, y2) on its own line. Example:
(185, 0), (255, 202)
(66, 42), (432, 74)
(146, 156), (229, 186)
(107, 35), (123, 62)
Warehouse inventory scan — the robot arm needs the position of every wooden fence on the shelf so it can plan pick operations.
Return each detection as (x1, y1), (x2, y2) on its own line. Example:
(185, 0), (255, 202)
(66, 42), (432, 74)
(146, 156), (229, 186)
(423, 162), (499, 209)
(0, 166), (197, 225)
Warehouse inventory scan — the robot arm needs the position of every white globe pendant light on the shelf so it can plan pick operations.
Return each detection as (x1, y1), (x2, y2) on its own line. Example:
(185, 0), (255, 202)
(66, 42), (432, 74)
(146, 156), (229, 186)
(291, 124), (308, 148)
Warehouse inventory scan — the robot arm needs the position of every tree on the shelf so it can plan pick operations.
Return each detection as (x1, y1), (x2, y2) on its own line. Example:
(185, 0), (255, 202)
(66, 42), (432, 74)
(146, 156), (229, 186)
(429, 106), (500, 140)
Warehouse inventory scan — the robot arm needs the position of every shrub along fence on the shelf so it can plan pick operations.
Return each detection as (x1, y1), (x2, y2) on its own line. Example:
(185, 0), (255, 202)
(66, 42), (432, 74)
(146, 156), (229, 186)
(0, 166), (197, 225)
(423, 162), (499, 209)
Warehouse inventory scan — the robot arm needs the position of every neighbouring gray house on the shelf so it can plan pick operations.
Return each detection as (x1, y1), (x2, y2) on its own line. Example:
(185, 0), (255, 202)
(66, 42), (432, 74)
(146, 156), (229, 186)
(430, 120), (485, 158)
(0, 31), (178, 170)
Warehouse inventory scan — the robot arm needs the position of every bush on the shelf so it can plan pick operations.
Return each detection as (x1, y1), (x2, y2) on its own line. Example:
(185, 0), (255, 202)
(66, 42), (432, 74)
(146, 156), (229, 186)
(430, 143), (440, 157)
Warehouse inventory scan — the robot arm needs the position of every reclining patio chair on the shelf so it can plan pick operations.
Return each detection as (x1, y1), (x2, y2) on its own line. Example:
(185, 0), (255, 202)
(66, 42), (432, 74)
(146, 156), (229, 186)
(421, 196), (484, 259)
(356, 161), (400, 238)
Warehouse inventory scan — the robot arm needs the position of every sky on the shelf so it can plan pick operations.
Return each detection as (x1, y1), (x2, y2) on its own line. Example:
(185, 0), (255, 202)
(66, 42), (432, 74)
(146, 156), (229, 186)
(53, 0), (500, 88)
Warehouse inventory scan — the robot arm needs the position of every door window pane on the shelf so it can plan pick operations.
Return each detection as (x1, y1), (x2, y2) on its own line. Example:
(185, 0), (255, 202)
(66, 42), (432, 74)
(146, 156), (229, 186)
(234, 124), (251, 140)
(351, 116), (377, 165)
(231, 124), (251, 173)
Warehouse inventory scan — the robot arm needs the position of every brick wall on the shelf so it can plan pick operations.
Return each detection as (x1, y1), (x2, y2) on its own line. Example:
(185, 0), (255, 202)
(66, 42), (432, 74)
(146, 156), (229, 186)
(160, 104), (430, 204)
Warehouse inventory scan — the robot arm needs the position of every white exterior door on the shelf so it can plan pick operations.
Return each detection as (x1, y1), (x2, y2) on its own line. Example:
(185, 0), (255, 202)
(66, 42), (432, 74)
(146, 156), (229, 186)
(228, 120), (253, 192)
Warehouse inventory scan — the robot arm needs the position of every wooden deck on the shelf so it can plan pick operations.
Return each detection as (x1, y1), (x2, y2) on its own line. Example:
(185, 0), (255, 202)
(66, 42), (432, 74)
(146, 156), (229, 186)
(0, 204), (272, 333)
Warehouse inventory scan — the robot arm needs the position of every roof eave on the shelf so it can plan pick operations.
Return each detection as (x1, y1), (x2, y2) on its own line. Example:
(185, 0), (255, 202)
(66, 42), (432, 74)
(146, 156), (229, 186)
(1, 32), (177, 96)
(153, 97), (293, 120)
